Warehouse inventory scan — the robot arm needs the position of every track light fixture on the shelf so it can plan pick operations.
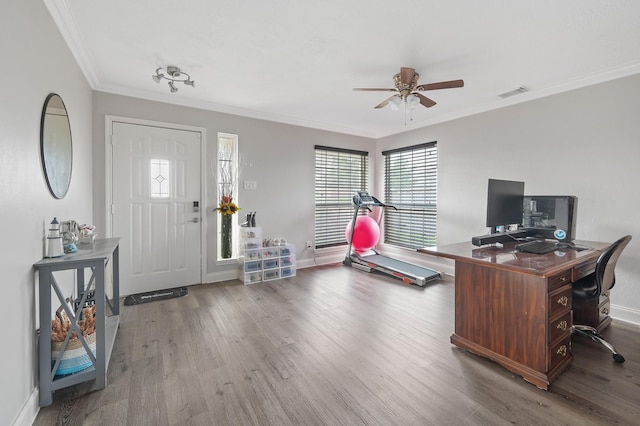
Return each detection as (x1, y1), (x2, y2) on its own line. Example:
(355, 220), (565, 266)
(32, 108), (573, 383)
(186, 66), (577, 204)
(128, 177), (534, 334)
(152, 66), (195, 93)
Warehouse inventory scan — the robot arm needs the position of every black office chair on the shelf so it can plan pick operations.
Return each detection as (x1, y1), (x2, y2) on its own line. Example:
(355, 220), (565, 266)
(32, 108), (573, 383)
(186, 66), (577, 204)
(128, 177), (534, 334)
(572, 235), (632, 363)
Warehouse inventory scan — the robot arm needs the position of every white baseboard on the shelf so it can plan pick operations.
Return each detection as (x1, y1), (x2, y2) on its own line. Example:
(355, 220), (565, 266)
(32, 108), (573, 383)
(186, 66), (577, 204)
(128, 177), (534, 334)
(13, 388), (39, 426)
(295, 246), (347, 269)
(205, 269), (241, 284)
(610, 304), (640, 326)
(205, 251), (640, 328)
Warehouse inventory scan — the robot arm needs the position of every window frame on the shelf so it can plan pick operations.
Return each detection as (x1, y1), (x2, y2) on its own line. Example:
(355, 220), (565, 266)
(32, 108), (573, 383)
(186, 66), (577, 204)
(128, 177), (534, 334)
(217, 132), (239, 260)
(382, 141), (438, 249)
(314, 145), (369, 249)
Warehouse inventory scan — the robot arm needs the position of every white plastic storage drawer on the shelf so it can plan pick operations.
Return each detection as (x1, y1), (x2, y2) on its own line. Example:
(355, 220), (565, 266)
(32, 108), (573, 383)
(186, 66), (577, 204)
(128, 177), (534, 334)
(243, 249), (262, 261)
(241, 238), (261, 250)
(262, 247), (280, 259)
(280, 266), (296, 278)
(262, 258), (280, 270)
(244, 260), (262, 273)
(240, 227), (262, 240)
(279, 245), (295, 257)
(280, 256), (295, 267)
(263, 268), (280, 281)
(243, 271), (262, 285)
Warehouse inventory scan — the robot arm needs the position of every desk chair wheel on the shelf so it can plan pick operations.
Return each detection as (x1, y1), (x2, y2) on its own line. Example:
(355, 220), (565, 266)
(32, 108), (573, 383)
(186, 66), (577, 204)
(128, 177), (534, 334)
(573, 325), (625, 363)
(613, 353), (626, 364)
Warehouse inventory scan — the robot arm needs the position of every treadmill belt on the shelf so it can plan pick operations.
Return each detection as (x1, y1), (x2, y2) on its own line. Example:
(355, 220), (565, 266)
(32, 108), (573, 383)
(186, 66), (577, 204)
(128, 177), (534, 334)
(360, 254), (441, 281)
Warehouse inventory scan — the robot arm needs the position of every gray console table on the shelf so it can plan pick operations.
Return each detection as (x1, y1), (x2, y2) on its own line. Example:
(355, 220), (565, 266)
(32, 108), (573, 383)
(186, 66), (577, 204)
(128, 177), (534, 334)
(34, 238), (120, 407)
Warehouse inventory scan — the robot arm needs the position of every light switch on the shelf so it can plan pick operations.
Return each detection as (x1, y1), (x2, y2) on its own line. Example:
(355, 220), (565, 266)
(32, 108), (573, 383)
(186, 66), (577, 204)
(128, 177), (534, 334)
(244, 180), (257, 190)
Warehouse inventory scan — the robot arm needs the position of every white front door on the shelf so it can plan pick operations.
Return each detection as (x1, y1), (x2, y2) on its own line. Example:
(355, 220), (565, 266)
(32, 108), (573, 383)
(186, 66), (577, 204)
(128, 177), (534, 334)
(111, 121), (202, 296)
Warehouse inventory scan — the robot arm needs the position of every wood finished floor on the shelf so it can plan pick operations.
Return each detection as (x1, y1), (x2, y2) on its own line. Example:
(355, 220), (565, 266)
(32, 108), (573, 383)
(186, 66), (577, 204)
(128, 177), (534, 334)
(35, 265), (640, 425)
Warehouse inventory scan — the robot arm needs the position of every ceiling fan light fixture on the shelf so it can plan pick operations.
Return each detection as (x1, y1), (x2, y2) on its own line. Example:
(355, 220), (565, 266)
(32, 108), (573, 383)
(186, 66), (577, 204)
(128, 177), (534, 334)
(390, 96), (402, 110)
(152, 65), (195, 93)
(406, 94), (420, 110)
(353, 67), (465, 122)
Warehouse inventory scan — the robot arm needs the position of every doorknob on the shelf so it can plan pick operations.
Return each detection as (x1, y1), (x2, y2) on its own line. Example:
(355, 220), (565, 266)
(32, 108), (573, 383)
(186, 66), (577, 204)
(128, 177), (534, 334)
(192, 217), (200, 223)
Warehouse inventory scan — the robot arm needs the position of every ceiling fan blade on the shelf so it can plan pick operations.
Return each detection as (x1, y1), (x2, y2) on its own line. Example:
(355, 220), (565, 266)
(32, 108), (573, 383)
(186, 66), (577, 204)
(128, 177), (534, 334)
(416, 79), (464, 91)
(415, 93), (437, 108)
(353, 88), (397, 92)
(400, 67), (416, 85)
(374, 95), (397, 109)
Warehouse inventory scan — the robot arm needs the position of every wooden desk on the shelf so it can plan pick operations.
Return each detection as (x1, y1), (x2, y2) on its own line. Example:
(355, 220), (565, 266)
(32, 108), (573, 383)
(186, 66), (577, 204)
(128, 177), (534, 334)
(419, 240), (608, 389)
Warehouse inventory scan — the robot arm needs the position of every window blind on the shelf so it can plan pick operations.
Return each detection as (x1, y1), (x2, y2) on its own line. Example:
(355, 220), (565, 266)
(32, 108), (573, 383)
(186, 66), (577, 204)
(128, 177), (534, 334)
(314, 145), (368, 249)
(383, 142), (437, 248)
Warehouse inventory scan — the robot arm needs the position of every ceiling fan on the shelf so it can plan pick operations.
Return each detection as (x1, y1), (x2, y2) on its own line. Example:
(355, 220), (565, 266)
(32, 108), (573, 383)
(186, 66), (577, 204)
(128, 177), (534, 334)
(353, 67), (464, 110)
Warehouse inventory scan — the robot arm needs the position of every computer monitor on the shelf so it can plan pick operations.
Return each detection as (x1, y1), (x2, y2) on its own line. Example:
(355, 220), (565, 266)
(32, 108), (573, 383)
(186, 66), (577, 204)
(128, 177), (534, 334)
(485, 179), (525, 233)
(522, 195), (577, 242)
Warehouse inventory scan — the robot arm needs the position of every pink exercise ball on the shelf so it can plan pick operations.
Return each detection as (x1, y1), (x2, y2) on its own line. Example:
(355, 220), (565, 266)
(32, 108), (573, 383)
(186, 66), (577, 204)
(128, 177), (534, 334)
(345, 216), (380, 252)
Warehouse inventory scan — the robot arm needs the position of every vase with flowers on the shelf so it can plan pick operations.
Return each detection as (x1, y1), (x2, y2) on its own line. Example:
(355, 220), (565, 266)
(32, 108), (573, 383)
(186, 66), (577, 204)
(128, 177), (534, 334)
(216, 195), (240, 258)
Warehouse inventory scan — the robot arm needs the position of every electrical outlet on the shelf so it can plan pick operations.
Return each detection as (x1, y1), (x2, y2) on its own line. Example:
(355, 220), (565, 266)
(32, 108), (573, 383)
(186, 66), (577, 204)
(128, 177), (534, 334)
(306, 240), (313, 249)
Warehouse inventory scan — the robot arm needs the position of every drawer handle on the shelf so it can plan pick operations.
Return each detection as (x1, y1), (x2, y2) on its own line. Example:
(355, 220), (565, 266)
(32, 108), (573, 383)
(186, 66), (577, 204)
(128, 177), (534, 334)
(560, 276), (567, 282)
(602, 308), (609, 315)
(556, 320), (568, 331)
(557, 345), (568, 357)
(557, 295), (569, 307)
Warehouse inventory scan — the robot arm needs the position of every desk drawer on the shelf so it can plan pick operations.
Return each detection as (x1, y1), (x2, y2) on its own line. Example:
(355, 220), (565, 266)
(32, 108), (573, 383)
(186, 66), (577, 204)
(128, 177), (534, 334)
(549, 310), (571, 344)
(548, 270), (572, 291)
(599, 298), (611, 318)
(549, 286), (572, 319)
(573, 261), (596, 282)
(548, 336), (571, 371)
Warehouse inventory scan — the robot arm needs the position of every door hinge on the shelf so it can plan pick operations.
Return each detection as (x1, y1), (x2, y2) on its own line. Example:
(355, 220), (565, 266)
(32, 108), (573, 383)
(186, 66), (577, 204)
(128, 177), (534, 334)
(111, 204), (115, 215)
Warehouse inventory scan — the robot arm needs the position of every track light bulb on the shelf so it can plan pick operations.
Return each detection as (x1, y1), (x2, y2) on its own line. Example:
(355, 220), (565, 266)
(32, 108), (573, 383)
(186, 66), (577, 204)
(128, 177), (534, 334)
(183, 79), (195, 87)
(168, 81), (178, 93)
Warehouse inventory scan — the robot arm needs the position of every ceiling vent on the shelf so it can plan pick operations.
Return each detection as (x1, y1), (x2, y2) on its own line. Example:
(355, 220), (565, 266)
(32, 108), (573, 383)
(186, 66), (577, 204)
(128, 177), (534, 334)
(498, 86), (529, 99)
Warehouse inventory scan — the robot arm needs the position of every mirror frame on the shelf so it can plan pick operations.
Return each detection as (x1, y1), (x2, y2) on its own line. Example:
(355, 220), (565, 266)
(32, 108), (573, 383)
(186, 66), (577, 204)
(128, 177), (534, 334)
(40, 93), (73, 199)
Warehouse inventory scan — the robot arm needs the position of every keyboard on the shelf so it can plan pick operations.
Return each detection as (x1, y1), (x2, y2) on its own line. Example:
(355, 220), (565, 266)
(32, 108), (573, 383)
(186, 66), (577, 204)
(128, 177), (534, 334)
(515, 240), (559, 254)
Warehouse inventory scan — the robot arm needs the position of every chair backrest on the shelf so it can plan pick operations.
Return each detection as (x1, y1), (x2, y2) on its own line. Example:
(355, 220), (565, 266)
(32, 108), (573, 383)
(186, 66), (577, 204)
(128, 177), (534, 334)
(595, 235), (632, 295)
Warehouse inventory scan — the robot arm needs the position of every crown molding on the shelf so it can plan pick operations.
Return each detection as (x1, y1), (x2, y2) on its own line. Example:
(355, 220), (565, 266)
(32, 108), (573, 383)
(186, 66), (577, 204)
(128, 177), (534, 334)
(94, 82), (379, 139)
(376, 61), (640, 138)
(97, 61), (640, 140)
(45, 0), (640, 140)
(43, 0), (101, 88)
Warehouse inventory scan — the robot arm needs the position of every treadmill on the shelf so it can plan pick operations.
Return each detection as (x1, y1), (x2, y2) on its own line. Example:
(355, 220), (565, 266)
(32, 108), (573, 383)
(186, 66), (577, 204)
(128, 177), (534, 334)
(343, 191), (442, 287)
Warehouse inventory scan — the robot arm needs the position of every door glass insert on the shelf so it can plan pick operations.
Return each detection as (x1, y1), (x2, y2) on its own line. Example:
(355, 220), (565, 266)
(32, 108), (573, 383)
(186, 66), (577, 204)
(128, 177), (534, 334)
(150, 159), (170, 198)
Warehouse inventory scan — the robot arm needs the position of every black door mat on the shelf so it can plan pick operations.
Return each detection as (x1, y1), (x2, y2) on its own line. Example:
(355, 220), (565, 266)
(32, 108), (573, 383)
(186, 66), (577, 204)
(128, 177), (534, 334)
(124, 287), (188, 306)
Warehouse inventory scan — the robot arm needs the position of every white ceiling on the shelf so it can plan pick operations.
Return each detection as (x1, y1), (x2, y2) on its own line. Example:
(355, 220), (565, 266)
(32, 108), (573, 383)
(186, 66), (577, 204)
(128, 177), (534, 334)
(45, 0), (640, 138)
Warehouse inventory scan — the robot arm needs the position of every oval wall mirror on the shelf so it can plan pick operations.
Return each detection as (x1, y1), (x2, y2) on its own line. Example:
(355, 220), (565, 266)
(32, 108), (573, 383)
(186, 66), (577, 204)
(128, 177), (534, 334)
(40, 93), (73, 199)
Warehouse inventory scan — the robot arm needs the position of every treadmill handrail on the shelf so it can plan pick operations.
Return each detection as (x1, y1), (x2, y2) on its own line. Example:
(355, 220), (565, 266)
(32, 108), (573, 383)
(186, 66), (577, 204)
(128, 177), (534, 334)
(352, 193), (398, 210)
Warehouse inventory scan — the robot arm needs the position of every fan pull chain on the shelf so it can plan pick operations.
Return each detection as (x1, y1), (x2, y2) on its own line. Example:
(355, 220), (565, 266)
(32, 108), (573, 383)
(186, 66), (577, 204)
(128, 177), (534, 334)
(403, 99), (414, 126)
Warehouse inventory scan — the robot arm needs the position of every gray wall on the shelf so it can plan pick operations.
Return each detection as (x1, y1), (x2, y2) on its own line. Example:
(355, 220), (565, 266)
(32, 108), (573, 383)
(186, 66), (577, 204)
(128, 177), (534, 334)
(0, 0), (94, 424)
(377, 74), (640, 321)
(4, 2), (640, 422)
(92, 92), (374, 281)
